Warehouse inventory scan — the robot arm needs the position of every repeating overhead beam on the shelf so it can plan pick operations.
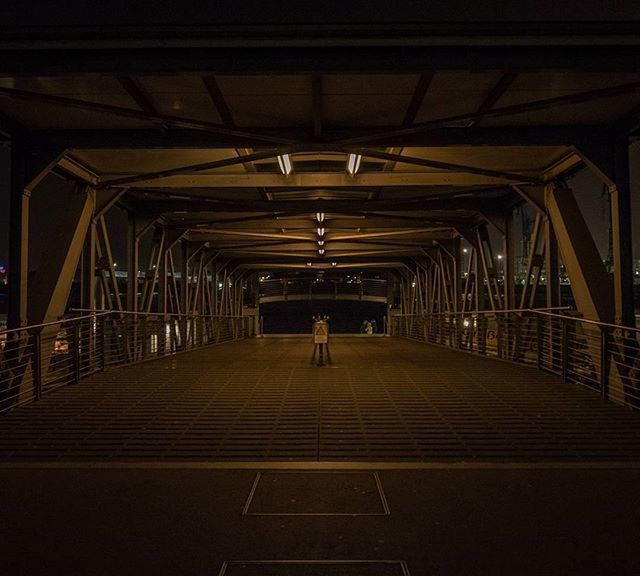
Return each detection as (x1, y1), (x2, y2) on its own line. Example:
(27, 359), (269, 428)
(116, 75), (169, 133)
(202, 75), (235, 127)
(353, 147), (544, 184)
(312, 74), (323, 138)
(337, 81), (640, 145)
(474, 72), (518, 118)
(99, 148), (286, 188)
(121, 171), (528, 188)
(0, 85), (293, 144)
(403, 72), (434, 126)
(4, 44), (640, 75)
(34, 126), (599, 149)
(133, 196), (508, 214)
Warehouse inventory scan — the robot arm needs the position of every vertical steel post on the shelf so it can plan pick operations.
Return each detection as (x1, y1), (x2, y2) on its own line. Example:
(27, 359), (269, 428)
(561, 318), (569, 383)
(33, 331), (42, 401)
(8, 139), (29, 330)
(73, 322), (81, 384)
(600, 328), (610, 399)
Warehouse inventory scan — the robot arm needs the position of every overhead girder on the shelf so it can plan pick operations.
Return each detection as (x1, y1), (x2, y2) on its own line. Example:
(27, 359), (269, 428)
(3, 43), (640, 75)
(30, 126), (610, 150)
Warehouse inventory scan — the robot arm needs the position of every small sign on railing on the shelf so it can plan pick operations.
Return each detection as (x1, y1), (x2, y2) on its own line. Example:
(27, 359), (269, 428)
(311, 315), (331, 366)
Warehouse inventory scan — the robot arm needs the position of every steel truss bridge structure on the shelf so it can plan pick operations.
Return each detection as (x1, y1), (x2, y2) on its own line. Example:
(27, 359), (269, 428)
(1, 16), (640, 414)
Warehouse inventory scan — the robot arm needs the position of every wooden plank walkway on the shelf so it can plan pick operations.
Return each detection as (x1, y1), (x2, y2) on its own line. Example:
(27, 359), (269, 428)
(1, 337), (640, 461)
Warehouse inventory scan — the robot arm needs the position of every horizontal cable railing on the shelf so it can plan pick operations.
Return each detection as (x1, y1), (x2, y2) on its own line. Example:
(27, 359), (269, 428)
(0, 311), (254, 414)
(392, 309), (640, 411)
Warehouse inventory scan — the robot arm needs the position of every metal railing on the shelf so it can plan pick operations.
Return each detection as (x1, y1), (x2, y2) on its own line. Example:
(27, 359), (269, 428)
(392, 309), (640, 411)
(0, 311), (254, 414)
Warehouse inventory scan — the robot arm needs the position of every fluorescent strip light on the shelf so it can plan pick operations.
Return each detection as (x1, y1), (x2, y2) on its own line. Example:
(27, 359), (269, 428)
(277, 154), (293, 175)
(317, 227), (325, 237)
(346, 153), (362, 176)
(316, 212), (325, 223)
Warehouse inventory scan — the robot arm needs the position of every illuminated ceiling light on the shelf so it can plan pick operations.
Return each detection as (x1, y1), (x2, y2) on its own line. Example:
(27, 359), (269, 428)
(318, 249), (325, 256)
(463, 248), (468, 253)
(317, 240), (325, 246)
(277, 154), (293, 175)
(331, 262), (337, 267)
(497, 254), (503, 260)
(316, 212), (325, 223)
(317, 227), (325, 237)
(306, 262), (313, 266)
(346, 153), (362, 176)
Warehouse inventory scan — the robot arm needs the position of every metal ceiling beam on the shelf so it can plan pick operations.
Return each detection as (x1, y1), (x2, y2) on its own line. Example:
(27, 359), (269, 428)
(4, 45), (640, 75)
(132, 196), (507, 214)
(474, 72), (518, 119)
(32, 126), (599, 149)
(120, 171), (529, 188)
(0, 85), (294, 145)
(116, 75), (169, 132)
(336, 81), (640, 145)
(353, 147), (544, 184)
(403, 72), (434, 127)
(202, 75), (235, 127)
(312, 74), (323, 138)
(98, 148), (286, 188)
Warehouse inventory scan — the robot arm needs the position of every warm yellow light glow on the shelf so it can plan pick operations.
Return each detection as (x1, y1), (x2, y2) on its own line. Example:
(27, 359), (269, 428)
(346, 153), (362, 176)
(277, 154), (293, 175)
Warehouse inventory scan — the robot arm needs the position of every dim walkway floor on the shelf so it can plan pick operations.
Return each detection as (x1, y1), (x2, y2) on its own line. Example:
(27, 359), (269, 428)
(1, 337), (640, 462)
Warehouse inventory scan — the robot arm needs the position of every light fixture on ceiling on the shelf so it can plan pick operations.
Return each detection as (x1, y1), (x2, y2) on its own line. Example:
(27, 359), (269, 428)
(318, 249), (325, 256)
(306, 262), (313, 266)
(317, 227), (325, 237)
(277, 154), (293, 175)
(318, 240), (325, 246)
(316, 212), (325, 223)
(346, 153), (362, 176)
(331, 262), (337, 267)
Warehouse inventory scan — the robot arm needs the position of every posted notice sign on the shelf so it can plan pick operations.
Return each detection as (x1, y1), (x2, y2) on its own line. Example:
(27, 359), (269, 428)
(313, 321), (329, 344)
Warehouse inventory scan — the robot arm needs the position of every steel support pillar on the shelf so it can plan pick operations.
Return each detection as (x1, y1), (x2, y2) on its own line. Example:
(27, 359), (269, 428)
(8, 141), (67, 328)
(8, 139), (29, 329)
(503, 210), (516, 310)
(575, 137), (635, 326)
(544, 218), (560, 309)
(545, 183), (613, 323)
(609, 139), (635, 326)
(27, 186), (96, 325)
(126, 216), (139, 312)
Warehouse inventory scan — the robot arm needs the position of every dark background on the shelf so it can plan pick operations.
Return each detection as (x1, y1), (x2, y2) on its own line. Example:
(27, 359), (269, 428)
(261, 301), (386, 334)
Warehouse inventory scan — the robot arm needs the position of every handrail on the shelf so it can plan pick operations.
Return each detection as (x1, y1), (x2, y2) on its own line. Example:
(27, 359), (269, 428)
(0, 311), (112, 336)
(394, 307), (640, 335)
(1, 311), (254, 414)
(392, 308), (640, 412)
(70, 308), (249, 319)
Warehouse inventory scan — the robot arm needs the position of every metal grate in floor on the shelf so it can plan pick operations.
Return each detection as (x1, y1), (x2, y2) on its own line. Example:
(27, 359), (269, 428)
(1, 338), (640, 461)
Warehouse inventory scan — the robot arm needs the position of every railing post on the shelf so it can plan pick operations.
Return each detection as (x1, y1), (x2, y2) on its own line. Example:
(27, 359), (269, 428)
(561, 318), (569, 383)
(73, 321), (81, 384)
(536, 314), (543, 370)
(600, 328), (610, 400)
(141, 316), (148, 360)
(32, 330), (42, 401)
(100, 316), (107, 371)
